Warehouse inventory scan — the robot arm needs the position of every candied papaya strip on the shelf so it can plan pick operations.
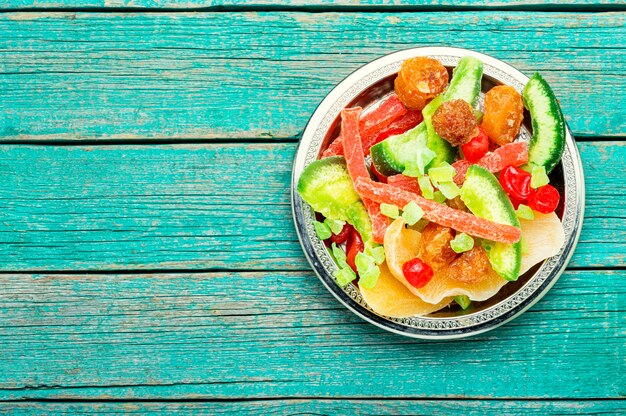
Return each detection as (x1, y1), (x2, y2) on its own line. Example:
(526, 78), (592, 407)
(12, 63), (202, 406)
(323, 95), (407, 157)
(360, 94), (407, 139)
(354, 178), (521, 244)
(387, 174), (422, 195)
(341, 108), (370, 180)
(341, 107), (388, 244)
(363, 198), (388, 244)
(453, 141), (528, 184)
(365, 109), (424, 150)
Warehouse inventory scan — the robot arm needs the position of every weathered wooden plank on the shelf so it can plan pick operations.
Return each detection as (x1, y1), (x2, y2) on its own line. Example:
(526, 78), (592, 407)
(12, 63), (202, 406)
(0, 269), (623, 399)
(0, 141), (622, 271)
(1, 400), (624, 415)
(0, 143), (302, 270)
(0, 12), (623, 140)
(2, 0), (623, 10)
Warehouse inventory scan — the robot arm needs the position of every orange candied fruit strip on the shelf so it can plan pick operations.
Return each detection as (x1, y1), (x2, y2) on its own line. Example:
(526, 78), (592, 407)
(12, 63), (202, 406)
(323, 94), (407, 157)
(340, 107), (388, 244)
(354, 178), (521, 244)
(387, 174), (422, 195)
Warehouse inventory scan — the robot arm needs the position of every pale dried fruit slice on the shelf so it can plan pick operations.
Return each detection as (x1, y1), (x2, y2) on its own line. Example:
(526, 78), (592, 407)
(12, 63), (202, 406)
(384, 217), (507, 303)
(360, 262), (451, 318)
(519, 211), (565, 275)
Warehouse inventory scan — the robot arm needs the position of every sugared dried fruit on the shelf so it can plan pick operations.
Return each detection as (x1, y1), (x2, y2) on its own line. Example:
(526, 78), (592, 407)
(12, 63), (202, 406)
(417, 223), (458, 272)
(481, 85), (524, 146)
(394, 57), (449, 110)
(444, 246), (492, 283)
(432, 99), (477, 146)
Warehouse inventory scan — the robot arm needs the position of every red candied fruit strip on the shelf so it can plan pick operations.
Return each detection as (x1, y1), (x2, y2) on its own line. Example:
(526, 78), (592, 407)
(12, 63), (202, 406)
(453, 141), (528, 184)
(365, 199), (388, 244)
(323, 94), (407, 157)
(354, 178), (521, 244)
(340, 108), (388, 244)
(341, 108), (370, 180)
(365, 109), (424, 150)
(360, 94), (407, 138)
(387, 174), (422, 195)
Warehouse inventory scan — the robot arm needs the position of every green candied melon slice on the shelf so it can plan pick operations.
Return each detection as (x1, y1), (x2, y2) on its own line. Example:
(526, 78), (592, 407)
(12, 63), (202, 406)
(297, 156), (372, 243)
(460, 165), (522, 281)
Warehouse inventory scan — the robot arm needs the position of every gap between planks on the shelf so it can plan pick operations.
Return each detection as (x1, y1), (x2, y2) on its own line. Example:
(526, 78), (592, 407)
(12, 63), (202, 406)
(1, 4), (626, 14)
(2, 397), (626, 403)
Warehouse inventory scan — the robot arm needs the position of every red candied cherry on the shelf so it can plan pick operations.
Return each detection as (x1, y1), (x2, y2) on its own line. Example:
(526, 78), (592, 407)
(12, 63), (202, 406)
(402, 257), (434, 288)
(528, 184), (560, 214)
(499, 165), (532, 202)
(461, 127), (490, 162)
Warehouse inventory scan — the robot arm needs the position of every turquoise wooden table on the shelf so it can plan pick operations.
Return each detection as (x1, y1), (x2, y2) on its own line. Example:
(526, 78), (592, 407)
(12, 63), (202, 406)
(0, 1), (624, 414)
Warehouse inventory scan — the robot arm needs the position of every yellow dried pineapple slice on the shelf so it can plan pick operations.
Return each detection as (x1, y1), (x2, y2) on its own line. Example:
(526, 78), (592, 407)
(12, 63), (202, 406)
(359, 262), (451, 318)
(519, 212), (565, 275)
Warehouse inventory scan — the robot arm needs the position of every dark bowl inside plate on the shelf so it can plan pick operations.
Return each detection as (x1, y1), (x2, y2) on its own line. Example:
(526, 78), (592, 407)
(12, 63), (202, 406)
(291, 47), (584, 339)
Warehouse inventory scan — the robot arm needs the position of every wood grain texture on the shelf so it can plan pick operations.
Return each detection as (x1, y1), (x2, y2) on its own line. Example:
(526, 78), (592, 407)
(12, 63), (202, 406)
(0, 12), (623, 141)
(0, 268), (624, 400)
(1, 400), (625, 415)
(2, 0), (624, 10)
(0, 141), (622, 271)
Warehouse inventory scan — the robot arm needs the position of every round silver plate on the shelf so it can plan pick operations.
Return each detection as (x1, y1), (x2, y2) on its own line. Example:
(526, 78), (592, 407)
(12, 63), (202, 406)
(291, 47), (584, 339)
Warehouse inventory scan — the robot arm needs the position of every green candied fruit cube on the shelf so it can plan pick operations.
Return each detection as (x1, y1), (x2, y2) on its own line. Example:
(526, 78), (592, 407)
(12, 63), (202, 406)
(334, 267), (356, 287)
(314, 220), (332, 240)
(531, 165), (550, 189)
(402, 163), (420, 178)
(516, 204), (535, 220)
(365, 245), (386, 265)
(355, 252), (375, 274)
(380, 203), (400, 219)
(355, 252), (380, 289)
(403, 145), (437, 177)
(433, 191), (446, 204)
(428, 162), (456, 183)
(455, 295), (471, 310)
(325, 218), (345, 235)
(450, 232), (475, 253)
(331, 243), (349, 269)
(402, 201), (424, 226)
(416, 147), (437, 176)
(418, 175), (435, 200)
(437, 181), (461, 200)
(358, 264), (380, 289)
